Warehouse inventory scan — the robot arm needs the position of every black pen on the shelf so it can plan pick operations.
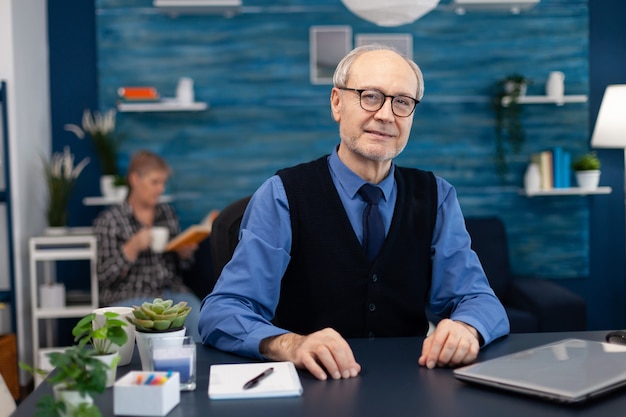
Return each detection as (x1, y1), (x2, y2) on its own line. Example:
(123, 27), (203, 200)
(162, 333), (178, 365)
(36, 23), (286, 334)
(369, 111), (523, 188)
(242, 367), (274, 390)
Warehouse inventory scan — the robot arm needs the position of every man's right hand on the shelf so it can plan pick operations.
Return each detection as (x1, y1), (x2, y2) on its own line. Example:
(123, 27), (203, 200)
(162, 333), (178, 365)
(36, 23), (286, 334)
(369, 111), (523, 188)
(259, 328), (361, 381)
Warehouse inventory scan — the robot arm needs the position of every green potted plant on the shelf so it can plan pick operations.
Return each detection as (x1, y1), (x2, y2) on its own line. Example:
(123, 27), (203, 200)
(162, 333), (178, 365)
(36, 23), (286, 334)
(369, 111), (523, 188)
(64, 108), (122, 198)
(492, 74), (532, 178)
(572, 151), (601, 190)
(72, 312), (129, 387)
(42, 146), (90, 231)
(20, 346), (108, 417)
(126, 298), (192, 370)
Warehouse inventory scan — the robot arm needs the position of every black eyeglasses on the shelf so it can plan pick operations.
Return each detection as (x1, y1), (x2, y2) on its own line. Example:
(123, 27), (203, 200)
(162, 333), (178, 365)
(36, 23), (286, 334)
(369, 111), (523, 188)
(337, 87), (419, 118)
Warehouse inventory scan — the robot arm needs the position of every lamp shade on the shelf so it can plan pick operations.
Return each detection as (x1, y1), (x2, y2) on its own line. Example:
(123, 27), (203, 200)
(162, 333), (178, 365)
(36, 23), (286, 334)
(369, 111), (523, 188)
(341, 0), (440, 27)
(590, 85), (626, 148)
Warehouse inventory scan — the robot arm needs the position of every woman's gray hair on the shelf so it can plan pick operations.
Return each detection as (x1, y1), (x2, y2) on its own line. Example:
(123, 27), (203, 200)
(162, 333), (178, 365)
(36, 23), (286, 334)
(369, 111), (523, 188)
(332, 44), (425, 101)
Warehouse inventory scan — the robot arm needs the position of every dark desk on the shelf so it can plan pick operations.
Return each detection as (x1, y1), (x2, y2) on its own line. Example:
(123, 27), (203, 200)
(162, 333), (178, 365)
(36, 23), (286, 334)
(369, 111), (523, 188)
(14, 331), (626, 417)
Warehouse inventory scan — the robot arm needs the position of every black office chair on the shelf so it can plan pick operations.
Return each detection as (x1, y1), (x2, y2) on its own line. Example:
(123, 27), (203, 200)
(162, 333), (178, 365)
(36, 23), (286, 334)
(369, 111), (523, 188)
(209, 195), (252, 288)
(465, 217), (587, 333)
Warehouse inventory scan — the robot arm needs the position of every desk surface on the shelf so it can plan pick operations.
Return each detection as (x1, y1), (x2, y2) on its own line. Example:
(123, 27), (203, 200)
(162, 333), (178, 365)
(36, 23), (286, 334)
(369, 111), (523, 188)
(14, 331), (626, 417)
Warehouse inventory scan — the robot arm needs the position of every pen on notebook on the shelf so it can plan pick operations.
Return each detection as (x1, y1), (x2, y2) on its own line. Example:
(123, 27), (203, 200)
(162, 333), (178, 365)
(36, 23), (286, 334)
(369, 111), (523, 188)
(242, 367), (274, 390)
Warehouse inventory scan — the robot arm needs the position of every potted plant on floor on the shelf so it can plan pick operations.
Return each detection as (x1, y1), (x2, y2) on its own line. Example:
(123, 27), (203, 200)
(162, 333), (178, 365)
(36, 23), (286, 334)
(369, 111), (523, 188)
(572, 151), (601, 190)
(72, 311), (129, 387)
(492, 74), (532, 178)
(20, 346), (108, 417)
(126, 298), (192, 370)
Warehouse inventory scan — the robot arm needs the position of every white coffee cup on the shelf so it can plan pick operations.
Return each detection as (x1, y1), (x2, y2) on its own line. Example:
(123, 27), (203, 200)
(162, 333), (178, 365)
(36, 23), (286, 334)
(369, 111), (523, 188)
(150, 226), (170, 253)
(92, 306), (136, 366)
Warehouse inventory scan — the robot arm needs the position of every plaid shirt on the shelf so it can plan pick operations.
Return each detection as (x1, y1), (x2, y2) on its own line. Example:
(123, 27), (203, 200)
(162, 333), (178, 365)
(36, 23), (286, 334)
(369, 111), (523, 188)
(93, 201), (190, 306)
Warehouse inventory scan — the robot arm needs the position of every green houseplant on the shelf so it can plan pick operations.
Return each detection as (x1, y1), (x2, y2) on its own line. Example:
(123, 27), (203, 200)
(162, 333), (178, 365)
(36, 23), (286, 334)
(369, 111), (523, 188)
(20, 346), (108, 417)
(571, 152), (601, 171)
(64, 109), (120, 177)
(492, 74), (532, 178)
(72, 312), (129, 387)
(127, 298), (192, 370)
(127, 298), (191, 332)
(572, 152), (601, 190)
(72, 312), (128, 355)
(43, 147), (90, 228)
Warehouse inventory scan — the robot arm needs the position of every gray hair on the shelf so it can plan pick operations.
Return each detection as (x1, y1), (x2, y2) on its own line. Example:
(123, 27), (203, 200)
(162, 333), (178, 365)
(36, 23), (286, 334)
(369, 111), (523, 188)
(332, 44), (424, 101)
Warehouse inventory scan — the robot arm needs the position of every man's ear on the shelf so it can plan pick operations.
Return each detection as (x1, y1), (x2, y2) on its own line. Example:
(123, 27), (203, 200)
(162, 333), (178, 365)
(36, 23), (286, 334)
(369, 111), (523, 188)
(330, 88), (342, 123)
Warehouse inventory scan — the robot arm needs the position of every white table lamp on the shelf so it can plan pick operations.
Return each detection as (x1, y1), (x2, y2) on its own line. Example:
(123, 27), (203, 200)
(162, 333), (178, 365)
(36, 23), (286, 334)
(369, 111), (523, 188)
(590, 85), (626, 149)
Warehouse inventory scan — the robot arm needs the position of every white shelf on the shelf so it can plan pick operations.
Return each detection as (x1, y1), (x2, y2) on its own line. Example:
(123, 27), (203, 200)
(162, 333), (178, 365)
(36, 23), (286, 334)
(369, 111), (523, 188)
(501, 95), (588, 106)
(83, 194), (173, 206)
(117, 98), (208, 112)
(521, 186), (612, 197)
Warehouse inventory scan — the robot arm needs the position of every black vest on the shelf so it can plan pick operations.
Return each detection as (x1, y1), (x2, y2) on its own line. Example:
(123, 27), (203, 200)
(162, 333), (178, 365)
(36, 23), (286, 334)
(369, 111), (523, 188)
(275, 156), (437, 338)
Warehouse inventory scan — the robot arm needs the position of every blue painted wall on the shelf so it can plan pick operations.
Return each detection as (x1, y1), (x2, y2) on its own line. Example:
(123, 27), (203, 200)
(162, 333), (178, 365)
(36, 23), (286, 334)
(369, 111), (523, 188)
(50, 0), (626, 330)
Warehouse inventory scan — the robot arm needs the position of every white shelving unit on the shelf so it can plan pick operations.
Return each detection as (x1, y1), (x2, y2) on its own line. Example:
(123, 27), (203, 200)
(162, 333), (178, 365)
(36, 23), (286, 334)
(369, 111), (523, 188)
(29, 232), (98, 383)
(117, 98), (208, 113)
(520, 186), (612, 197)
(501, 94), (588, 106)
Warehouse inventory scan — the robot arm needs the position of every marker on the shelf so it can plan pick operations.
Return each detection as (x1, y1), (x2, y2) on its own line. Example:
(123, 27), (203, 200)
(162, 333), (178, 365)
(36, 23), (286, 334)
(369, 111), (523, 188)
(144, 374), (155, 385)
(242, 367), (274, 390)
(136, 374), (143, 385)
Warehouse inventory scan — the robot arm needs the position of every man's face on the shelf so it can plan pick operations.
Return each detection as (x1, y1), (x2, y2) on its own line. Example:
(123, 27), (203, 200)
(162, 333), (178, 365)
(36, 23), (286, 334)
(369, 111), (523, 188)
(129, 169), (168, 206)
(331, 50), (418, 164)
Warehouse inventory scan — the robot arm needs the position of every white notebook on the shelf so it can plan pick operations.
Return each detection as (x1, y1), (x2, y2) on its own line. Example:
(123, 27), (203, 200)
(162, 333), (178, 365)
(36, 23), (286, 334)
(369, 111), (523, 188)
(208, 361), (303, 400)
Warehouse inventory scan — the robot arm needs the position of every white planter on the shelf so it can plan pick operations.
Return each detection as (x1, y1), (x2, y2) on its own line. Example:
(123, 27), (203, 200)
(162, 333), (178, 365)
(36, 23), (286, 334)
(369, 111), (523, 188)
(100, 175), (116, 198)
(92, 306), (136, 366)
(135, 327), (186, 371)
(53, 385), (94, 417)
(575, 170), (601, 190)
(92, 352), (120, 388)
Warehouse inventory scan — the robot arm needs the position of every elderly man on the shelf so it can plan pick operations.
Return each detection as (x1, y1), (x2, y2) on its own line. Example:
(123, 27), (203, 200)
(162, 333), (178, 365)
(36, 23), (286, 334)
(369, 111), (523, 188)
(199, 44), (510, 380)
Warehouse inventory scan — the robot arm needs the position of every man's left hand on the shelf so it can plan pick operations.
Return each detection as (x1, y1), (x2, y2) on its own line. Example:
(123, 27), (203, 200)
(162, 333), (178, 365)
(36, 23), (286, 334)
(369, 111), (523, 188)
(418, 319), (480, 369)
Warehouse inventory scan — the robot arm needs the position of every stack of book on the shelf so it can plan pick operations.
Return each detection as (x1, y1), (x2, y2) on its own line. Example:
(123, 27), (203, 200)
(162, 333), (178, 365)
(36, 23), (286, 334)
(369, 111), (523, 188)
(530, 147), (571, 190)
(117, 86), (160, 102)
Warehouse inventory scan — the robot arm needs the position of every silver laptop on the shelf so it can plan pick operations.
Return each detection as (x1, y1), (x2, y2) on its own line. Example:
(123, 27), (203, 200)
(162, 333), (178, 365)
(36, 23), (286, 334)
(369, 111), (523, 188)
(454, 338), (626, 403)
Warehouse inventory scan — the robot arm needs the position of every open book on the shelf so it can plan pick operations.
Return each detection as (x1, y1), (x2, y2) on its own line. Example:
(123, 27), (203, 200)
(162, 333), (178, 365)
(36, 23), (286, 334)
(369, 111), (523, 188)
(165, 210), (219, 252)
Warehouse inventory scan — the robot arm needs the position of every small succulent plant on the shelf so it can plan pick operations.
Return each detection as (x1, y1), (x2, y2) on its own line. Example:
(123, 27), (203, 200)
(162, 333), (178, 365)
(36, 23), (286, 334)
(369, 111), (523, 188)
(127, 298), (191, 332)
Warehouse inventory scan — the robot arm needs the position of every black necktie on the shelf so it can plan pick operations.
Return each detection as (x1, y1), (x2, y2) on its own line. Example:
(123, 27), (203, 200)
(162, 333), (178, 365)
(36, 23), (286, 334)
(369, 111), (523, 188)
(358, 184), (385, 261)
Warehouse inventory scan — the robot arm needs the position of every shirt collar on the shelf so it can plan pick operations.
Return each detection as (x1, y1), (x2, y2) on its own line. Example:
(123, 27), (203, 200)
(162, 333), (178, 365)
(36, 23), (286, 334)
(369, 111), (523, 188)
(328, 145), (395, 201)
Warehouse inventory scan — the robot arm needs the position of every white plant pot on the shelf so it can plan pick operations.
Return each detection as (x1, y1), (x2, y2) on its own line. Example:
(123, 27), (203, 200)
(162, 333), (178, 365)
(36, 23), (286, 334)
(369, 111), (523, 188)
(53, 385), (94, 417)
(135, 327), (186, 371)
(39, 284), (66, 309)
(575, 170), (601, 190)
(92, 306), (136, 366)
(100, 175), (116, 198)
(92, 352), (121, 388)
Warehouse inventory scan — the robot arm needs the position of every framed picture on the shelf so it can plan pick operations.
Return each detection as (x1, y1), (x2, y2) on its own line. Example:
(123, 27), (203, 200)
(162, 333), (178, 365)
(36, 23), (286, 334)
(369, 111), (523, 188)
(310, 26), (352, 85)
(355, 34), (413, 59)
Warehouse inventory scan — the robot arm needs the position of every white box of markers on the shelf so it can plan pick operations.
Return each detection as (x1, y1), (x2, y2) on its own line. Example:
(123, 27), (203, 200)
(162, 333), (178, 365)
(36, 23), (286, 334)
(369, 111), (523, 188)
(114, 371), (180, 416)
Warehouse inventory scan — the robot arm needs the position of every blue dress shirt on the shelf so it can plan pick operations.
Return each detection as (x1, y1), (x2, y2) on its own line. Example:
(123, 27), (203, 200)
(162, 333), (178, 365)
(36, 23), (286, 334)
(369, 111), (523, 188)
(199, 147), (510, 359)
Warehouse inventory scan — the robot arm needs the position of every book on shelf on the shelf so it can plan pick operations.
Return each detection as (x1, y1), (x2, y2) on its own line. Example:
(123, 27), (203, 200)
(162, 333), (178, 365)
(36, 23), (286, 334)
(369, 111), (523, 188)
(117, 86), (160, 101)
(165, 210), (219, 252)
(530, 148), (572, 191)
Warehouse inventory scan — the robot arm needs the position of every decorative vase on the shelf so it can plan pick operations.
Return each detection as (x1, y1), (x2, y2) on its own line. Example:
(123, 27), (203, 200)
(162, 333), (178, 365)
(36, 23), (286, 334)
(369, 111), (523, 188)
(575, 170), (601, 190)
(524, 163), (541, 193)
(546, 71), (565, 98)
(100, 175), (116, 198)
(134, 327), (186, 371)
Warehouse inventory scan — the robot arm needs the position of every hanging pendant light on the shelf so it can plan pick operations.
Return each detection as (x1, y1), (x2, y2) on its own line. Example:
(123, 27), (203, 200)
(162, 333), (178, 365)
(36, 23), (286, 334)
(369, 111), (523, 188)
(340, 0), (441, 27)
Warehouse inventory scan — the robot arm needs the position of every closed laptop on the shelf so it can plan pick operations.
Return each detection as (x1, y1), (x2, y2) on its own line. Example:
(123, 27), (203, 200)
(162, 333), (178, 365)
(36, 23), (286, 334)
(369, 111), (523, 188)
(454, 338), (626, 403)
